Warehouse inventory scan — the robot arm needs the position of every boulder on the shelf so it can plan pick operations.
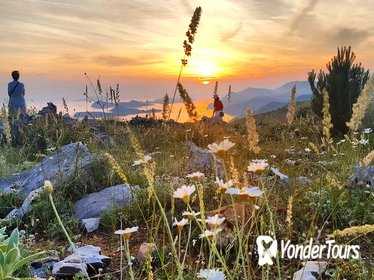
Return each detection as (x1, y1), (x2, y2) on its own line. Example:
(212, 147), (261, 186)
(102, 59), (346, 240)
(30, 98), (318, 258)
(81, 218), (101, 233)
(137, 243), (157, 263)
(0, 142), (97, 198)
(293, 261), (327, 280)
(52, 245), (111, 278)
(38, 102), (57, 116)
(74, 184), (137, 221)
(185, 141), (224, 177)
(348, 166), (374, 191)
(29, 257), (60, 278)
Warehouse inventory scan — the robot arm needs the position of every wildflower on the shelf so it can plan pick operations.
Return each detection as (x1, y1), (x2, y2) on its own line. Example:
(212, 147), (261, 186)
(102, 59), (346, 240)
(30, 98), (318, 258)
(44, 180), (54, 194)
(246, 109), (261, 154)
(205, 214), (225, 227)
(173, 218), (189, 232)
(322, 89), (333, 145)
(362, 150), (374, 166)
(304, 148), (311, 153)
(346, 75), (374, 131)
(186, 172), (205, 180)
(197, 268), (226, 280)
(182, 210), (200, 220)
(132, 155), (152, 166)
(207, 139), (235, 155)
(363, 128), (372, 134)
(286, 85), (296, 125)
(270, 154), (277, 159)
(173, 185), (196, 204)
(247, 159), (269, 175)
(199, 228), (222, 240)
(270, 167), (288, 180)
(226, 187), (263, 202)
(115, 226), (139, 240)
(329, 224), (374, 238)
(359, 139), (369, 145)
(215, 177), (233, 193)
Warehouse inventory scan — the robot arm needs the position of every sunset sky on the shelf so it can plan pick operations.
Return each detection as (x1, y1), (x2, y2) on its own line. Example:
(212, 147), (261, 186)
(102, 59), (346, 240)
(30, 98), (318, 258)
(1, 0), (374, 105)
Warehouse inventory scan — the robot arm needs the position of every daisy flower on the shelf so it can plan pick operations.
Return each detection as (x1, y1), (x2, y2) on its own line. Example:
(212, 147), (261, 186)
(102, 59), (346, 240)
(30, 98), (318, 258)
(247, 159), (269, 175)
(132, 155), (152, 166)
(182, 210), (200, 220)
(173, 185), (196, 204)
(114, 226), (139, 240)
(207, 139), (235, 155)
(173, 218), (189, 232)
(199, 228), (222, 240)
(186, 172), (205, 180)
(215, 177), (233, 193)
(197, 268), (226, 280)
(226, 187), (263, 202)
(205, 214), (225, 227)
(270, 167), (288, 180)
(363, 128), (372, 134)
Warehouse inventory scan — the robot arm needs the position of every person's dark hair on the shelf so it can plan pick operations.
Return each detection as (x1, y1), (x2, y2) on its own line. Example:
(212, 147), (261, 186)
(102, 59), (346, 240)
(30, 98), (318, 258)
(11, 70), (20, 80)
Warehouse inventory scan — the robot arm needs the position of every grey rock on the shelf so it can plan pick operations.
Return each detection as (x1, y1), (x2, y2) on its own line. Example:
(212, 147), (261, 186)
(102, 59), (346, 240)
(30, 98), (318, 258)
(74, 185), (136, 220)
(295, 176), (313, 186)
(6, 187), (44, 219)
(52, 262), (88, 278)
(38, 102), (57, 116)
(0, 142), (96, 198)
(81, 218), (101, 233)
(348, 166), (374, 191)
(293, 261), (327, 280)
(29, 257), (60, 278)
(1, 142), (98, 219)
(137, 243), (157, 263)
(52, 245), (110, 278)
(185, 141), (224, 177)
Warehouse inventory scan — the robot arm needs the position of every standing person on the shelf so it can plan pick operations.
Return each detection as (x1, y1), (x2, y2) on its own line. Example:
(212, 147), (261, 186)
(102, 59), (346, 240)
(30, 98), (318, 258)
(212, 94), (224, 120)
(8, 70), (26, 118)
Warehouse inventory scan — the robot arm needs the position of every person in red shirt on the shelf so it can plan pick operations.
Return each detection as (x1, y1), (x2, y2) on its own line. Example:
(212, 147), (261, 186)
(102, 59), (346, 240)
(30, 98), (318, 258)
(213, 94), (224, 119)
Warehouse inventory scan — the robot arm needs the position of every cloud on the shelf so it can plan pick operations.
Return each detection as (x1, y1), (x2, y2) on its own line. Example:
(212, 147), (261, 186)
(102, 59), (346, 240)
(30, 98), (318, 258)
(333, 28), (371, 46)
(93, 55), (163, 67)
(221, 21), (243, 41)
(289, 0), (320, 33)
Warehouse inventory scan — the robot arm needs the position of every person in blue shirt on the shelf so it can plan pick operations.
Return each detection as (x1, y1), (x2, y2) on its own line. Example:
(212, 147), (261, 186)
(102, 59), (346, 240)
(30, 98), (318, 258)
(8, 70), (26, 118)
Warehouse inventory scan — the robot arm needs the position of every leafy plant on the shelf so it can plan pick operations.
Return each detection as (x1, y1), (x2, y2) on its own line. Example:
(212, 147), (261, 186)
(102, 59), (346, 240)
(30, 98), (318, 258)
(0, 227), (45, 279)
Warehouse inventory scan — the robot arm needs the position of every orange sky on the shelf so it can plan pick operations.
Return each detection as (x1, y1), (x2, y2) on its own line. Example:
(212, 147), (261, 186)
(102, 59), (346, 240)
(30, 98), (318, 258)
(1, 0), (374, 103)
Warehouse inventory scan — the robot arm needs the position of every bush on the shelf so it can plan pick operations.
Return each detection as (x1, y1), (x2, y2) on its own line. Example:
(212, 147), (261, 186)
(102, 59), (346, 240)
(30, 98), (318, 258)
(308, 46), (370, 135)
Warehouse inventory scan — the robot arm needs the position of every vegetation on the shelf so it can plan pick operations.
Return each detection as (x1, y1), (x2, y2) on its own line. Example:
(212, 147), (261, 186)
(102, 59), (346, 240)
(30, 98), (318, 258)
(1, 97), (374, 278)
(308, 46), (370, 135)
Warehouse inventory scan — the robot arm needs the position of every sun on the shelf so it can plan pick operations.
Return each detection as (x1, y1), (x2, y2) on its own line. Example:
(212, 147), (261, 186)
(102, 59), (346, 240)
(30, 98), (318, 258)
(189, 61), (218, 85)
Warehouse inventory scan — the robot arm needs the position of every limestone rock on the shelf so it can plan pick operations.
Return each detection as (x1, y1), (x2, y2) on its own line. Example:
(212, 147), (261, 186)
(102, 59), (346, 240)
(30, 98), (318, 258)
(74, 184), (137, 220)
(293, 261), (327, 280)
(185, 141), (224, 177)
(52, 245), (111, 278)
(0, 142), (97, 198)
(348, 166), (374, 191)
(81, 218), (101, 233)
(1, 142), (98, 220)
(137, 243), (157, 263)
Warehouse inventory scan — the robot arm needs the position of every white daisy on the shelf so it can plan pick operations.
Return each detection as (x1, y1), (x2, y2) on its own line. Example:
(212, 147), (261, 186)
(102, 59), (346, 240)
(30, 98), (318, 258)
(207, 139), (235, 155)
(247, 159), (269, 175)
(215, 177), (233, 193)
(197, 268), (226, 280)
(114, 226), (139, 239)
(173, 185), (196, 204)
